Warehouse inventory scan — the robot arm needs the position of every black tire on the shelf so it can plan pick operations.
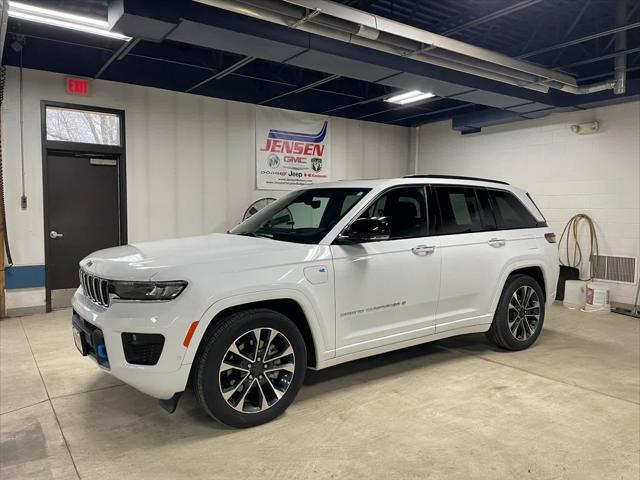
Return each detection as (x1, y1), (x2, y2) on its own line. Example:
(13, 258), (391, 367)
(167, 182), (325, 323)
(487, 274), (545, 351)
(194, 308), (307, 428)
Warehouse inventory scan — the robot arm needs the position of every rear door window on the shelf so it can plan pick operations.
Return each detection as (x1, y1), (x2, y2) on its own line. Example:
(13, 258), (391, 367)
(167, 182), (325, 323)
(433, 186), (485, 234)
(476, 188), (497, 231)
(490, 190), (538, 229)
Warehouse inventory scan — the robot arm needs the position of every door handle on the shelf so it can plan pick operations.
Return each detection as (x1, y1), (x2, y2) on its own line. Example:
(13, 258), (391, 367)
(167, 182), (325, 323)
(412, 245), (435, 256)
(50, 230), (64, 239)
(488, 238), (505, 248)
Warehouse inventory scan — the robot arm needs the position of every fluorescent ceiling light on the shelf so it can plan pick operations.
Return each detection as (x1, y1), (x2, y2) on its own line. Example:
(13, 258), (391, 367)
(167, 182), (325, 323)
(8, 1), (131, 41)
(386, 90), (435, 105)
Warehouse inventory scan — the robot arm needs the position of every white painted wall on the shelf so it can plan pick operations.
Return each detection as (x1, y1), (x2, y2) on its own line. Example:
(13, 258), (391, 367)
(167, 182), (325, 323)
(2, 67), (411, 310)
(416, 101), (640, 304)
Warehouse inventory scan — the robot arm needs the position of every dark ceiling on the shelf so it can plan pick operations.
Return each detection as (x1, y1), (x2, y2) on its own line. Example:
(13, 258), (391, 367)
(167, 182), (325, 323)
(3, 0), (639, 127)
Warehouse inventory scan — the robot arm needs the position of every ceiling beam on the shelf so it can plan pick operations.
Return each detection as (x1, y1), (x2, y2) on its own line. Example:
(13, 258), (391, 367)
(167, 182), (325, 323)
(9, 32), (112, 52)
(599, 0), (640, 54)
(390, 103), (476, 125)
(578, 65), (640, 82)
(439, 0), (544, 37)
(519, 21), (640, 59)
(185, 55), (256, 93)
(555, 46), (640, 70)
(258, 74), (340, 105)
(321, 93), (391, 115)
(550, 0), (592, 66)
(95, 38), (140, 79)
(355, 97), (438, 120)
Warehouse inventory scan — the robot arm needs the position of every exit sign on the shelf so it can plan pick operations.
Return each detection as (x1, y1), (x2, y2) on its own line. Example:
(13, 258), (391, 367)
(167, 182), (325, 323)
(65, 77), (90, 96)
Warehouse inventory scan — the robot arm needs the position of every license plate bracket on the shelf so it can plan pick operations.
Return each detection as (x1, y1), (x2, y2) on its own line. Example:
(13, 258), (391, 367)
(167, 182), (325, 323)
(73, 326), (87, 356)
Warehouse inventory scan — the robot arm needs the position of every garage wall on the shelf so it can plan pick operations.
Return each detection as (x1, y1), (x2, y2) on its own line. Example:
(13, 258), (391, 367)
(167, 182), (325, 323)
(416, 101), (640, 305)
(1, 67), (411, 311)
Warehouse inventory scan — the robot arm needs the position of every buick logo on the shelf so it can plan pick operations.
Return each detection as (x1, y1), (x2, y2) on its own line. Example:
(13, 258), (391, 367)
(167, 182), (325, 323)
(267, 153), (280, 168)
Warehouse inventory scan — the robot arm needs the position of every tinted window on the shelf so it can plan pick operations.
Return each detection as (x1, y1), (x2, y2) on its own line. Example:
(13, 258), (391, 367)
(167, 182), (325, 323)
(491, 190), (538, 229)
(434, 186), (484, 234)
(476, 188), (497, 230)
(340, 194), (364, 216)
(230, 188), (370, 244)
(359, 187), (427, 239)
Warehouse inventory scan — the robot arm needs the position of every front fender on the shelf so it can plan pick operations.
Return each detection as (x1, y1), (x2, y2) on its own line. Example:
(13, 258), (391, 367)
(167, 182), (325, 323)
(181, 288), (333, 366)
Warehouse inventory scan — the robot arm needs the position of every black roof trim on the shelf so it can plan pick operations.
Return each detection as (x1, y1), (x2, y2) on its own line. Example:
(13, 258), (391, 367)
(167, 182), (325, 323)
(403, 175), (509, 186)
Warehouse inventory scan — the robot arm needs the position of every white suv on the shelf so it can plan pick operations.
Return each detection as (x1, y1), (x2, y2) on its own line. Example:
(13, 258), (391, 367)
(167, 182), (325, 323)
(72, 175), (559, 428)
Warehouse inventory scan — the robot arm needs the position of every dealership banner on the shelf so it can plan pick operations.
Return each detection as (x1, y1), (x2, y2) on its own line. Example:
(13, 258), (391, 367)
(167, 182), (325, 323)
(256, 106), (331, 190)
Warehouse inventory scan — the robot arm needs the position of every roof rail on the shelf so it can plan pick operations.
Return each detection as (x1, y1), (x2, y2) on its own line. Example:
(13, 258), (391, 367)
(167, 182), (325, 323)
(403, 175), (509, 186)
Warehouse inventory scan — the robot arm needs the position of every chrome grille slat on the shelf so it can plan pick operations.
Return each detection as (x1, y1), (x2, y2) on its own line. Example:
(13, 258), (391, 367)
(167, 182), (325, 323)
(89, 276), (96, 301)
(99, 279), (107, 306)
(79, 268), (110, 307)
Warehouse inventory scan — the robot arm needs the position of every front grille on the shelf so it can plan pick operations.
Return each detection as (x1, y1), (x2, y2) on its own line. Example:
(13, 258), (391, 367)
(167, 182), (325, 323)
(79, 269), (110, 307)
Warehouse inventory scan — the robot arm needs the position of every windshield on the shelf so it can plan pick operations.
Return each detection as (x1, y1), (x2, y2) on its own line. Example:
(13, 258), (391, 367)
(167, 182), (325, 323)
(230, 188), (370, 244)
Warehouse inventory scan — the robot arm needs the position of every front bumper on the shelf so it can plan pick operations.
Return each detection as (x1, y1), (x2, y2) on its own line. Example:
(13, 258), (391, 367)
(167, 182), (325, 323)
(71, 288), (197, 400)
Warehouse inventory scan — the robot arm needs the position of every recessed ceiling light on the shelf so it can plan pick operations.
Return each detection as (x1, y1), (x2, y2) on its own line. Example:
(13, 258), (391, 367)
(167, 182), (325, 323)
(386, 90), (435, 105)
(8, 1), (131, 41)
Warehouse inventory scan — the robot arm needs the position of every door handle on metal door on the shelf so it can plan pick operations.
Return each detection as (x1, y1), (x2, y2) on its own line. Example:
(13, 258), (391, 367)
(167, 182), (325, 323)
(411, 245), (435, 256)
(50, 230), (64, 239)
(488, 238), (505, 248)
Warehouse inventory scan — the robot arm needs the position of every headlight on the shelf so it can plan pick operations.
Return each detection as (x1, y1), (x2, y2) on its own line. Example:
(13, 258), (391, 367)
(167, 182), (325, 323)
(110, 280), (188, 301)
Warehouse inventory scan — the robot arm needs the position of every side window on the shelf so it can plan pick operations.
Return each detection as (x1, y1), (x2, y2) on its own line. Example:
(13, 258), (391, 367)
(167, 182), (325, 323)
(359, 187), (427, 239)
(476, 188), (497, 231)
(434, 186), (484, 234)
(490, 190), (538, 229)
(341, 194), (364, 216)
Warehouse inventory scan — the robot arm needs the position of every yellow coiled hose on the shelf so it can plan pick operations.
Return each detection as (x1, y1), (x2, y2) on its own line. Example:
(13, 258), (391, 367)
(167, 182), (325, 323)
(558, 214), (599, 281)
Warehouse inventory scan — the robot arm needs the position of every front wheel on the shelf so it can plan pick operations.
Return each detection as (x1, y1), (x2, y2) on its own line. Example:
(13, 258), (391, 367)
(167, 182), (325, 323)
(194, 308), (307, 428)
(487, 274), (545, 351)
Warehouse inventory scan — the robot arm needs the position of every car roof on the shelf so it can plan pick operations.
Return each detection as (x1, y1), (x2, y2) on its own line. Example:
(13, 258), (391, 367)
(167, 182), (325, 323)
(305, 176), (523, 193)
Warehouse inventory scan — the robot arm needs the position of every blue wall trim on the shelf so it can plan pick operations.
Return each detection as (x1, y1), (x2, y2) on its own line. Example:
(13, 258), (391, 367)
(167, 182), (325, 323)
(5, 265), (46, 289)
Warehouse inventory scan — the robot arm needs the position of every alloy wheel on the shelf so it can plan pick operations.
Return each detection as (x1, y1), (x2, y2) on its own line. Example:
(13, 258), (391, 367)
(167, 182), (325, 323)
(219, 328), (295, 413)
(507, 285), (541, 341)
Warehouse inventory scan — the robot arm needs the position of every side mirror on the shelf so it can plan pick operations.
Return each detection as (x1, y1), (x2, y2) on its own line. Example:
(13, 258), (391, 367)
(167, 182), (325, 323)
(339, 217), (390, 243)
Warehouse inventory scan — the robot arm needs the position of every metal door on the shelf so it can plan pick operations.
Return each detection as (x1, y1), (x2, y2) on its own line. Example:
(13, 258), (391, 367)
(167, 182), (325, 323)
(45, 153), (121, 302)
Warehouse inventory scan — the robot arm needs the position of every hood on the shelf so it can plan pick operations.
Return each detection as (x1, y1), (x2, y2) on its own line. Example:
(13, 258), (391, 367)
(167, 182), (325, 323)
(80, 233), (306, 281)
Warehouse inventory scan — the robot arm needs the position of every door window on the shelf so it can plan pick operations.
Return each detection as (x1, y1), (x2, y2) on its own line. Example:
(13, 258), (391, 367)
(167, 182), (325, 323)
(490, 190), (539, 229)
(476, 188), (497, 230)
(46, 106), (121, 145)
(434, 186), (485, 235)
(359, 187), (427, 239)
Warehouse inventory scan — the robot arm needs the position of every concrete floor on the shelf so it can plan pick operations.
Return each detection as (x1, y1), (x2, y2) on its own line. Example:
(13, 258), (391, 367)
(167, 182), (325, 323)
(1, 304), (638, 480)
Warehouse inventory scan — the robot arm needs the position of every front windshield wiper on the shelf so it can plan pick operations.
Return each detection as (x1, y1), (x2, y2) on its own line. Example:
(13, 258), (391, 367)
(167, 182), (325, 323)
(233, 232), (274, 239)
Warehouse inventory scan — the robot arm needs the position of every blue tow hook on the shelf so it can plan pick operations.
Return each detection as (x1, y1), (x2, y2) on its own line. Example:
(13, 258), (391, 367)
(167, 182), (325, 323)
(97, 344), (108, 360)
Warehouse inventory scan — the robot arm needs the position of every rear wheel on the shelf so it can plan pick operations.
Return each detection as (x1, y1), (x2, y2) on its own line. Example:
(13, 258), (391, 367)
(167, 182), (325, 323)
(194, 308), (307, 428)
(487, 274), (545, 350)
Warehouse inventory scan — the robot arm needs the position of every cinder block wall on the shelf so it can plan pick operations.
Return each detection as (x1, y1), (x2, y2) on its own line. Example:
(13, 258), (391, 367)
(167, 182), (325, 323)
(416, 101), (640, 304)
